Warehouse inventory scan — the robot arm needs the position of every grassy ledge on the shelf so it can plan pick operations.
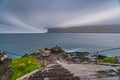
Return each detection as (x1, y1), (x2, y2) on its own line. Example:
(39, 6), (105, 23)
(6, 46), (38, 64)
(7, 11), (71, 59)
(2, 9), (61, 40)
(99, 57), (117, 63)
(10, 56), (41, 80)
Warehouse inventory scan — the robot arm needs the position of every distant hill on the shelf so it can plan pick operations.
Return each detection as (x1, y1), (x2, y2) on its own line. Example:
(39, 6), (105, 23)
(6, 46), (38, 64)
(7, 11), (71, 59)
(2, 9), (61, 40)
(48, 25), (120, 33)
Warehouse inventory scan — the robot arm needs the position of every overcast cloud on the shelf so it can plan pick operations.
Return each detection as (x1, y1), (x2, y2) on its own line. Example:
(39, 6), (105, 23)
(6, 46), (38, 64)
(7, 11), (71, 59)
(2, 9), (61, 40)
(0, 0), (120, 33)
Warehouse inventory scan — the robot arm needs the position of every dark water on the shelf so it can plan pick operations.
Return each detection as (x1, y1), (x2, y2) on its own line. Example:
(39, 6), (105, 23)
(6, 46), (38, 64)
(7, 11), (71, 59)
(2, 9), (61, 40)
(0, 33), (120, 58)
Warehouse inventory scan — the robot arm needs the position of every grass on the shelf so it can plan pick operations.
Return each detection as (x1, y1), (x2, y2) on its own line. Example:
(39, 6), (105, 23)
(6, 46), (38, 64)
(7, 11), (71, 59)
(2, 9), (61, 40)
(10, 56), (41, 80)
(99, 57), (117, 63)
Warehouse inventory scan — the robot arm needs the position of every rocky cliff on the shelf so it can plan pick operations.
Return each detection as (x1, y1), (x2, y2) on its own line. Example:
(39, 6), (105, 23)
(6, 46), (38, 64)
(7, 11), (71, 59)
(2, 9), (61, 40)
(0, 52), (14, 80)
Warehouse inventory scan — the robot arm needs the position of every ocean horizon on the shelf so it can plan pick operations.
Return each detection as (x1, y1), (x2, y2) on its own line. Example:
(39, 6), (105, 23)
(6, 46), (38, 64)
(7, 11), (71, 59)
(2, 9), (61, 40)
(0, 33), (120, 58)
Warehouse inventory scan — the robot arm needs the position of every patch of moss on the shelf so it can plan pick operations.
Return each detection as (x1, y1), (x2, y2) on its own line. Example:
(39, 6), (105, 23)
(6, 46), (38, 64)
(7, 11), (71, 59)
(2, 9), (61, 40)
(10, 56), (41, 80)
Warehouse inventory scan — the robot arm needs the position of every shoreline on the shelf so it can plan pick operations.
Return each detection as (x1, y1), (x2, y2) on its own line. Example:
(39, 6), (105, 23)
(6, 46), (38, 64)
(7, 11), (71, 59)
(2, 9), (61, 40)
(1, 46), (120, 80)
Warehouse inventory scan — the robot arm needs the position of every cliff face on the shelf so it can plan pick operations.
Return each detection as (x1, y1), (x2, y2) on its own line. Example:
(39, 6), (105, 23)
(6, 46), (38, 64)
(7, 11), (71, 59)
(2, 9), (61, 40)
(0, 53), (14, 80)
(48, 25), (120, 33)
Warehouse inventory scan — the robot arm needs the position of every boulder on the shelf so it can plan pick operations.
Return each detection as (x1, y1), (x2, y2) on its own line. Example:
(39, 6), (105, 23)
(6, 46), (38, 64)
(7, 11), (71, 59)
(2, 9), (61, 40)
(51, 46), (64, 54)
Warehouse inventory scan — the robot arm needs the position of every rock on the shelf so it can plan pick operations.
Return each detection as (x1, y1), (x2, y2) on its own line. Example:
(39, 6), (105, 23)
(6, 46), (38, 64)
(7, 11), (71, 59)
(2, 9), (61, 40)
(0, 52), (14, 80)
(21, 46), (65, 65)
(22, 54), (29, 58)
(51, 46), (64, 54)
(115, 56), (120, 64)
(22, 46), (64, 59)
(97, 54), (107, 59)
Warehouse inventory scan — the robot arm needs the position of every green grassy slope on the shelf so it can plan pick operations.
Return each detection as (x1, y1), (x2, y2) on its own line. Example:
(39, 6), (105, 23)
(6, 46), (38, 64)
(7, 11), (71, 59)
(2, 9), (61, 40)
(99, 57), (117, 63)
(10, 56), (41, 80)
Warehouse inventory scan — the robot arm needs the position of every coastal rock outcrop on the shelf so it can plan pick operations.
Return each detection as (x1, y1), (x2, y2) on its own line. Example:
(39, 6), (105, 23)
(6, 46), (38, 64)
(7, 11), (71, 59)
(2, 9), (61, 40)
(22, 46), (65, 66)
(22, 46), (64, 58)
(0, 52), (14, 80)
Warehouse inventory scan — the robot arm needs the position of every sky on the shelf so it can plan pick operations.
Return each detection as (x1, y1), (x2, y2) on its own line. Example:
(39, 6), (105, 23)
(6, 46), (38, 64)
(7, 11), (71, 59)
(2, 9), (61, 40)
(0, 0), (120, 33)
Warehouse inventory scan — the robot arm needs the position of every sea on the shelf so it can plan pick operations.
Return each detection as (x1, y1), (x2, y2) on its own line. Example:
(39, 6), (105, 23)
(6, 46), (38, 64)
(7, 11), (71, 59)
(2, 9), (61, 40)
(0, 33), (120, 58)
